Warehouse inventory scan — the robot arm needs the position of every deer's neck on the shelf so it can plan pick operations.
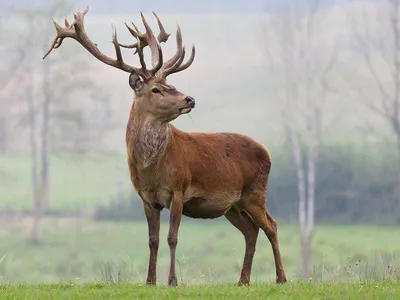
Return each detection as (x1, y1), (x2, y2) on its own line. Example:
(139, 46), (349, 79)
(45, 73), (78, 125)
(126, 104), (171, 168)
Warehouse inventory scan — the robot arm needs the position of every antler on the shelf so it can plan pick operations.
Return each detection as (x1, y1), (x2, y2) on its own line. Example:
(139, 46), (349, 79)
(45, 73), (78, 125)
(43, 7), (195, 79)
(120, 14), (196, 78)
(42, 7), (163, 79)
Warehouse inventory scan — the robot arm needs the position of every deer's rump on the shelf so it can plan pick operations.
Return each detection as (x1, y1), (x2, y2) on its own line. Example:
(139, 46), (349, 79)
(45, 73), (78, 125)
(175, 129), (271, 219)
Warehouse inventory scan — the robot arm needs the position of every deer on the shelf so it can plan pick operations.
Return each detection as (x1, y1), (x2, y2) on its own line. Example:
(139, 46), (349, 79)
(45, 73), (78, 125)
(43, 7), (287, 286)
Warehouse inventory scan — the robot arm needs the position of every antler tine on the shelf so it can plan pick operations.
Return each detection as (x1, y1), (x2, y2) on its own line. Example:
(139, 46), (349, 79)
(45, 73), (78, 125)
(118, 12), (170, 55)
(139, 12), (163, 73)
(112, 23), (153, 78)
(150, 42), (164, 76)
(168, 44), (196, 76)
(43, 7), (151, 77)
(156, 24), (183, 78)
(111, 24), (124, 62)
(152, 12), (170, 44)
(164, 46), (186, 76)
(111, 23), (136, 70)
(135, 37), (148, 71)
(117, 22), (142, 50)
(64, 17), (70, 28)
(42, 17), (74, 59)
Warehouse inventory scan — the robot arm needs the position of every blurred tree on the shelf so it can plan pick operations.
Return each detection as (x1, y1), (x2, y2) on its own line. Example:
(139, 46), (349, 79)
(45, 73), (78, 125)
(10, 0), (111, 243)
(0, 14), (27, 154)
(347, 0), (400, 223)
(261, 0), (337, 278)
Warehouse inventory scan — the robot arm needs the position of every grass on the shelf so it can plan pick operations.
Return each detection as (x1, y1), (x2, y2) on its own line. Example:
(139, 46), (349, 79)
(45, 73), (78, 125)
(0, 282), (400, 299)
(0, 153), (131, 210)
(0, 218), (399, 285)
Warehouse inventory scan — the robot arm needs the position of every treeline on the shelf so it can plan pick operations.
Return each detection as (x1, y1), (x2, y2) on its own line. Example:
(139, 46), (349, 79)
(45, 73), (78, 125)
(267, 143), (398, 225)
(94, 142), (400, 225)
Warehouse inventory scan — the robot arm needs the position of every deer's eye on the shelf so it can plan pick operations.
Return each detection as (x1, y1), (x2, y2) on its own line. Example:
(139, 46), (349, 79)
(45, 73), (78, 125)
(152, 88), (162, 94)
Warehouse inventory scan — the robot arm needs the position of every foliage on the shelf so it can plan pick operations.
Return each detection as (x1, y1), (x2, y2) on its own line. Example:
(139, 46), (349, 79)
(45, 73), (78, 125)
(267, 143), (399, 225)
(93, 194), (144, 222)
(0, 281), (400, 300)
(0, 219), (399, 284)
(99, 259), (135, 284)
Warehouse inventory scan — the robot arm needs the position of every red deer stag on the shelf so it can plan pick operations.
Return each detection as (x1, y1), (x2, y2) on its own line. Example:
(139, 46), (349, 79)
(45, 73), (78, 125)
(43, 7), (287, 286)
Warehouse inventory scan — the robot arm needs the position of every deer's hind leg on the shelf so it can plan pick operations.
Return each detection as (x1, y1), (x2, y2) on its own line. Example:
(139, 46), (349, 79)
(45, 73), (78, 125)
(225, 206), (259, 285)
(240, 188), (287, 284)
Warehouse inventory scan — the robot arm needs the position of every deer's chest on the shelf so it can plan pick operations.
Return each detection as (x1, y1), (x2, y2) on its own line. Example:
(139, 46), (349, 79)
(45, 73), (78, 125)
(139, 185), (174, 209)
(128, 136), (168, 169)
(128, 160), (176, 209)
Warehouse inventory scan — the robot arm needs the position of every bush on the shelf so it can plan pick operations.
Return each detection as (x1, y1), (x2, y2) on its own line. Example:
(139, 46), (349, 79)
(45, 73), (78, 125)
(267, 143), (399, 225)
(93, 192), (145, 221)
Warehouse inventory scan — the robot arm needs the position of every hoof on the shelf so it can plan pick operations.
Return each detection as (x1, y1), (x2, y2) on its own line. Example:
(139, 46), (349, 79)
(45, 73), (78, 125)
(276, 276), (287, 284)
(237, 281), (250, 286)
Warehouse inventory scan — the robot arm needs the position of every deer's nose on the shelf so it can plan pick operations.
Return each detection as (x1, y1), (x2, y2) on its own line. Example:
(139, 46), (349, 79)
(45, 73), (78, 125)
(185, 96), (195, 108)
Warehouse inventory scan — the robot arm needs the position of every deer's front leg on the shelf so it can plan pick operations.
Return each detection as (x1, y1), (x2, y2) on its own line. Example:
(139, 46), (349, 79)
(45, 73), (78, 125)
(167, 193), (183, 287)
(143, 202), (161, 285)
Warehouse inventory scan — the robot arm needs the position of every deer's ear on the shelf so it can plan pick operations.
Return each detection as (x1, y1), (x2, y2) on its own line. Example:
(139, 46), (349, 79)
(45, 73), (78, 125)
(129, 72), (143, 92)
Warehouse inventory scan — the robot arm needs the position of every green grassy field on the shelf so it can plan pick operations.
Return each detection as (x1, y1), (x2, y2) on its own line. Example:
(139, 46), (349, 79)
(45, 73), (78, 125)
(0, 153), (131, 210)
(0, 218), (399, 285)
(1, 282), (399, 300)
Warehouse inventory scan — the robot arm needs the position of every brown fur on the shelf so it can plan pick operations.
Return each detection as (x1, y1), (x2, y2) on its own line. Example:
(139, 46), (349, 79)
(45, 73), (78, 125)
(125, 77), (287, 286)
(43, 8), (287, 286)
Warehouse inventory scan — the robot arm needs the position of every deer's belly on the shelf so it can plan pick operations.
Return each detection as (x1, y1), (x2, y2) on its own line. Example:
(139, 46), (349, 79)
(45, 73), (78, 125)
(182, 197), (228, 218)
(182, 188), (241, 219)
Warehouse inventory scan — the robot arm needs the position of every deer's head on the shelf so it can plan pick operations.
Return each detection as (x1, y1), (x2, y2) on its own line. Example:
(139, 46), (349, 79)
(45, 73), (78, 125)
(43, 7), (196, 123)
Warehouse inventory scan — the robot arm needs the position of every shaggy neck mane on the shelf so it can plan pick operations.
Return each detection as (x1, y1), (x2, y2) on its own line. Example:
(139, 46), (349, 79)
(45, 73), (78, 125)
(126, 101), (171, 168)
